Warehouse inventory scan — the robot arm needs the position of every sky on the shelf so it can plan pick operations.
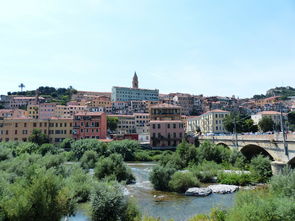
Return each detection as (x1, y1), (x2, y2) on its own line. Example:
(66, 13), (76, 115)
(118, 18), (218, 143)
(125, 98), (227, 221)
(0, 0), (295, 98)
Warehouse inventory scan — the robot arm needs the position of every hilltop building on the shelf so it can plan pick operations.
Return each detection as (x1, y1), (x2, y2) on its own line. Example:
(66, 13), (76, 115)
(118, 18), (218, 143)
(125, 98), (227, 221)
(112, 73), (159, 102)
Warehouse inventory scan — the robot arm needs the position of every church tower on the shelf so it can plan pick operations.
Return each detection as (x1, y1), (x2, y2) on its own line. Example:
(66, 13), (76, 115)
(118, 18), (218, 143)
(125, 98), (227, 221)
(132, 72), (139, 89)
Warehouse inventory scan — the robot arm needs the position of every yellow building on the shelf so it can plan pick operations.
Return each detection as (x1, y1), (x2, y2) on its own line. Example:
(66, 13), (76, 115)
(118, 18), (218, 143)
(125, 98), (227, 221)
(186, 109), (229, 135)
(26, 105), (39, 119)
(0, 117), (73, 143)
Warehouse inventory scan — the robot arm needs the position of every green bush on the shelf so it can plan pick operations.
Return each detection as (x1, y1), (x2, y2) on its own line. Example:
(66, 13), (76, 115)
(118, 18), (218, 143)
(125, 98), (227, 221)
(134, 151), (153, 161)
(0, 168), (76, 221)
(270, 167), (295, 198)
(80, 150), (98, 169)
(72, 139), (108, 160)
(190, 161), (221, 183)
(66, 166), (93, 202)
(217, 172), (252, 186)
(108, 140), (140, 161)
(250, 155), (272, 183)
(168, 171), (200, 193)
(226, 190), (295, 221)
(38, 143), (61, 156)
(149, 165), (176, 191)
(94, 154), (135, 184)
(91, 181), (140, 221)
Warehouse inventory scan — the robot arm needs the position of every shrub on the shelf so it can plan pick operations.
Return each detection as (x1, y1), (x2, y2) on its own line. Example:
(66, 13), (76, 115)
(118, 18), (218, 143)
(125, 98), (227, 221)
(176, 141), (199, 167)
(250, 155), (272, 183)
(0, 168), (76, 221)
(80, 150), (98, 169)
(94, 154), (135, 184)
(270, 167), (295, 198)
(149, 165), (176, 191)
(168, 171), (200, 193)
(226, 190), (295, 221)
(217, 172), (252, 186)
(108, 140), (140, 161)
(196, 141), (230, 164)
(159, 152), (184, 170)
(91, 181), (125, 221)
(0, 147), (12, 161)
(66, 166), (93, 202)
(134, 151), (153, 161)
(38, 143), (61, 156)
(190, 161), (221, 182)
(72, 139), (108, 160)
(228, 150), (247, 169)
(91, 181), (140, 221)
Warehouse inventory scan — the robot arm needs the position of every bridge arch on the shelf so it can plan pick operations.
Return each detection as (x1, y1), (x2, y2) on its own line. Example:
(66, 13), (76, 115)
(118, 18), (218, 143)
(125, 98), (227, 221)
(240, 144), (275, 161)
(288, 157), (295, 169)
(216, 143), (229, 148)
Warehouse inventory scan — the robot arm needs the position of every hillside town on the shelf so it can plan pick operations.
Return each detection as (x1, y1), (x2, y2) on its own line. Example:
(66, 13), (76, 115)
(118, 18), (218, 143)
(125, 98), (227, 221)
(1, 73), (294, 147)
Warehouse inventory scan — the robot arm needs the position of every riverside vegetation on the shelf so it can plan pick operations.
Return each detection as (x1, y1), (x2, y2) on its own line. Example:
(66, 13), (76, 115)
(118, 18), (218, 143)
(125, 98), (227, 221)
(0, 134), (294, 221)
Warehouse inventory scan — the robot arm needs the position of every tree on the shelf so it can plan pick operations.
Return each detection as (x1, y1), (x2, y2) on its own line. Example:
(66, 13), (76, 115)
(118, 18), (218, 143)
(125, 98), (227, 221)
(91, 181), (139, 221)
(224, 113), (257, 133)
(258, 116), (275, 132)
(288, 112), (295, 125)
(94, 154), (135, 184)
(28, 129), (49, 145)
(107, 116), (118, 132)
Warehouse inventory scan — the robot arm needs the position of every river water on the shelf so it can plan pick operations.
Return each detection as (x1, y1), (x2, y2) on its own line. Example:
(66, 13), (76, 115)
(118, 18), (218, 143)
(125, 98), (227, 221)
(69, 162), (236, 221)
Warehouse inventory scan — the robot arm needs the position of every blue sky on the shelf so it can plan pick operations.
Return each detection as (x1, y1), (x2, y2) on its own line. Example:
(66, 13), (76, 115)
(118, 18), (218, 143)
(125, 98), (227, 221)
(0, 0), (294, 98)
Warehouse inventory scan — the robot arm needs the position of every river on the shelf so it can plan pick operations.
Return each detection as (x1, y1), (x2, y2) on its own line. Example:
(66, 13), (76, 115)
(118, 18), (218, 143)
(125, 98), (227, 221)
(68, 162), (236, 221)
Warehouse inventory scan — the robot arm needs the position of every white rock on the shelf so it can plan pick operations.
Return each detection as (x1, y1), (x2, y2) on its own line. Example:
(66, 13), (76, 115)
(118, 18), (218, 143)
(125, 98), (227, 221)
(208, 184), (239, 194)
(185, 187), (212, 196)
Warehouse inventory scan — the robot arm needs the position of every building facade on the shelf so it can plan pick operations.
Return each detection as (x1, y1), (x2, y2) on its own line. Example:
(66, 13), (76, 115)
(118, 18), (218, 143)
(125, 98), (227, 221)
(186, 109), (229, 134)
(0, 117), (73, 143)
(73, 112), (107, 140)
(149, 104), (184, 147)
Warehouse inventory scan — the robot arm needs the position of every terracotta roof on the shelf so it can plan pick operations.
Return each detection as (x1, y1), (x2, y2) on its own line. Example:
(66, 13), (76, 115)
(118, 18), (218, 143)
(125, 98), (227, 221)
(150, 120), (183, 123)
(257, 111), (281, 115)
(75, 112), (104, 116)
(150, 103), (181, 108)
(107, 114), (135, 118)
(203, 109), (229, 115)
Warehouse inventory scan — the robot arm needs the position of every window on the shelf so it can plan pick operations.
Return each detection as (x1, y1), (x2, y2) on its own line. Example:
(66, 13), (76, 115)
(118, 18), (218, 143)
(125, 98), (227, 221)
(173, 124), (176, 129)
(15, 130), (17, 135)
(158, 124), (161, 129)
(33, 123), (37, 127)
(153, 124), (155, 129)
(174, 132), (176, 138)
(15, 123), (18, 127)
(158, 133), (161, 138)
(24, 123), (27, 127)
(168, 124), (170, 128)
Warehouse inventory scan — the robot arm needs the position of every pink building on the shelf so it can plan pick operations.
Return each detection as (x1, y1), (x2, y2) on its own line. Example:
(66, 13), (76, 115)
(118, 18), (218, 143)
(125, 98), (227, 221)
(149, 103), (184, 147)
(73, 112), (107, 140)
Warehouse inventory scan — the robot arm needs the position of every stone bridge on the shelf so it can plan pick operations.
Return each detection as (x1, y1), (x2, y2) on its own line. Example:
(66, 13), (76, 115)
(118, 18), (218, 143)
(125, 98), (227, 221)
(199, 134), (295, 173)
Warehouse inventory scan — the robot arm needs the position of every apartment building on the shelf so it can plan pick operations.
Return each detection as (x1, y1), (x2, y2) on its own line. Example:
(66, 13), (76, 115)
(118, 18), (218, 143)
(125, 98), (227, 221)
(186, 109), (229, 134)
(149, 103), (184, 147)
(39, 103), (57, 119)
(107, 114), (136, 134)
(73, 112), (107, 140)
(251, 111), (282, 125)
(0, 117), (73, 143)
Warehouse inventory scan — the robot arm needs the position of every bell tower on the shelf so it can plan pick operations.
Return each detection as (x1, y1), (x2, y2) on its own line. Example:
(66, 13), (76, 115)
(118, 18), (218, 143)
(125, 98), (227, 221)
(132, 72), (139, 89)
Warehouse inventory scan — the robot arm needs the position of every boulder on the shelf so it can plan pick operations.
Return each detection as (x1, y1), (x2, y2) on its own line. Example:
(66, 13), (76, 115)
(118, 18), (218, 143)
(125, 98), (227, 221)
(208, 184), (239, 194)
(185, 187), (212, 197)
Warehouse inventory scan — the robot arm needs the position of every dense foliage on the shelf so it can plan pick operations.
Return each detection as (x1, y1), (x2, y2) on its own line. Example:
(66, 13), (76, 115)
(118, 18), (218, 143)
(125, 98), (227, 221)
(223, 113), (258, 133)
(8, 86), (77, 105)
(94, 154), (135, 184)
